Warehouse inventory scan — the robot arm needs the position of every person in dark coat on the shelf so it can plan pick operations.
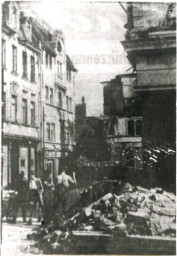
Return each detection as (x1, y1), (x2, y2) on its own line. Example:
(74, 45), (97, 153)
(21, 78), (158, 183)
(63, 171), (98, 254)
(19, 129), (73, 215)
(43, 172), (55, 225)
(13, 171), (28, 223)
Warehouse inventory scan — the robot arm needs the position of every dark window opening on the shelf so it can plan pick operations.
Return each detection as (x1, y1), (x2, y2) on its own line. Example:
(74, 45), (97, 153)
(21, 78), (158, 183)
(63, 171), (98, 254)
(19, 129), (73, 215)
(11, 95), (17, 122)
(30, 56), (35, 82)
(57, 41), (62, 53)
(136, 120), (142, 136)
(31, 101), (35, 126)
(22, 51), (27, 78)
(46, 123), (50, 141)
(58, 92), (62, 108)
(108, 120), (115, 136)
(22, 99), (27, 125)
(45, 86), (49, 100)
(128, 120), (135, 136)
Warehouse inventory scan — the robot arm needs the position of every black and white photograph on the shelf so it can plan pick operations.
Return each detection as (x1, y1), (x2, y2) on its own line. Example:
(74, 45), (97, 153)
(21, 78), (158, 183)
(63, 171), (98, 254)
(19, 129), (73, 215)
(1, 1), (176, 255)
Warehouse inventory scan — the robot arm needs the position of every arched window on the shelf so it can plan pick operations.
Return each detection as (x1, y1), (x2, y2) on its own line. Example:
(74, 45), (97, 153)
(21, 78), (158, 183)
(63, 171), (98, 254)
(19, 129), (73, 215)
(12, 6), (17, 28)
(128, 120), (135, 136)
(57, 41), (62, 53)
(136, 120), (142, 136)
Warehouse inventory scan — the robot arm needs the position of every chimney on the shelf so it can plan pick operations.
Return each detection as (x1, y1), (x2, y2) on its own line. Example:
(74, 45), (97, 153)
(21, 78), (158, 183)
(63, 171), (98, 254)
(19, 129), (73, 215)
(82, 97), (85, 104)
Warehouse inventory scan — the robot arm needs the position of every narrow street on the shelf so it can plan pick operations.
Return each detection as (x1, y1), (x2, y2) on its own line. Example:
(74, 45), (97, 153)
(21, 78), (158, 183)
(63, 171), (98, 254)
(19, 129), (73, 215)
(1, 218), (42, 255)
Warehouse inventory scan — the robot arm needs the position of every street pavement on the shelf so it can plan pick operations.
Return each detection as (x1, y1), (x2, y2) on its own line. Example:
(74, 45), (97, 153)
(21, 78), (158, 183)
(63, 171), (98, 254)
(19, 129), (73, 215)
(1, 218), (42, 255)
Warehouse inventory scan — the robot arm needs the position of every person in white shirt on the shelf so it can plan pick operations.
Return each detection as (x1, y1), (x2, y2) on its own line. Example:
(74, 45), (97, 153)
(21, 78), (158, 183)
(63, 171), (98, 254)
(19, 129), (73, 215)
(53, 167), (76, 223)
(28, 171), (43, 225)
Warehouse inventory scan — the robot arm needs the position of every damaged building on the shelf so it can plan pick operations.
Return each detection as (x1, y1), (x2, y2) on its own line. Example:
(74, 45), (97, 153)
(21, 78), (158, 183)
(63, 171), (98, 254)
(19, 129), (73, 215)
(102, 72), (143, 170)
(122, 3), (176, 188)
(2, 1), (77, 186)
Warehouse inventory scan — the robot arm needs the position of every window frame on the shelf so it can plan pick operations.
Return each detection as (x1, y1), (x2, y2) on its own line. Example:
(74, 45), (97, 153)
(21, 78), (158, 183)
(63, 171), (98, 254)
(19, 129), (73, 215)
(11, 95), (17, 123)
(46, 122), (50, 141)
(45, 86), (49, 101)
(2, 39), (6, 68)
(58, 91), (62, 108)
(22, 98), (28, 125)
(30, 101), (35, 126)
(30, 56), (35, 83)
(12, 45), (17, 73)
(51, 123), (55, 142)
(22, 51), (28, 78)
(50, 88), (53, 105)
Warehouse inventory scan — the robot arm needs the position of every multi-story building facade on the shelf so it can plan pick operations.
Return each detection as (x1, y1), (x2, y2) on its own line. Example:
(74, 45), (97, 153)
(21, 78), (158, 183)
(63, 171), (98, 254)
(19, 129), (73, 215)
(122, 3), (176, 147)
(2, 1), (77, 187)
(121, 3), (176, 188)
(2, 2), (40, 187)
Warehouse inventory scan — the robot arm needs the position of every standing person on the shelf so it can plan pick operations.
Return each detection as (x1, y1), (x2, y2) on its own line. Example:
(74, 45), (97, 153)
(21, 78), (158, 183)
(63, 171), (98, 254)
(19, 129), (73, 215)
(53, 167), (75, 225)
(13, 171), (28, 223)
(28, 171), (43, 225)
(43, 172), (55, 225)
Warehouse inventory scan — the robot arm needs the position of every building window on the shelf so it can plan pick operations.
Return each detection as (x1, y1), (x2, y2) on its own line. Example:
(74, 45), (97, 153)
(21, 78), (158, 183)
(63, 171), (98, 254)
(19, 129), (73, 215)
(2, 39), (6, 68)
(136, 120), (142, 136)
(108, 119), (115, 136)
(58, 91), (62, 108)
(50, 55), (52, 69)
(128, 120), (135, 136)
(60, 120), (65, 143)
(57, 41), (62, 53)
(22, 99), (27, 125)
(50, 88), (53, 105)
(51, 123), (55, 142)
(31, 101), (35, 126)
(57, 61), (62, 78)
(69, 98), (72, 112)
(22, 51), (27, 78)
(11, 95), (17, 122)
(2, 92), (6, 121)
(67, 68), (71, 81)
(66, 96), (69, 111)
(12, 45), (17, 73)
(66, 132), (70, 144)
(12, 6), (17, 28)
(46, 52), (48, 67)
(46, 123), (50, 141)
(30, 56), (35, 82)
(45, 86), (49, 100)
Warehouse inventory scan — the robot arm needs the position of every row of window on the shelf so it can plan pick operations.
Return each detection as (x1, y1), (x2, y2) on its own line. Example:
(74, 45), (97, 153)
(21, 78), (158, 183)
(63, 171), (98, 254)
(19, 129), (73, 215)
(45, 86), (72, 112)
(2, 41), (36, 82)
(46, 121), (70, 144)
(3, 93), (35, 126)
(2, 40), (73, 82)
(46, 123), (55, 142)
(127, 119), (142, 136)
(108, 119), (142, 137)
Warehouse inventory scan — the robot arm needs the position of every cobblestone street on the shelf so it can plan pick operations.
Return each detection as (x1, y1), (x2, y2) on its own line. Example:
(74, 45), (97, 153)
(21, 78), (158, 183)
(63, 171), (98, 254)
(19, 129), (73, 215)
(1, 218), (42, 255)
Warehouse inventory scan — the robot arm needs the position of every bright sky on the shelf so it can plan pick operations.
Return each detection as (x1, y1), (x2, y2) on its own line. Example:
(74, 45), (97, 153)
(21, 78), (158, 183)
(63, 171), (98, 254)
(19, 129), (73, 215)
(30, 1), (130, 116)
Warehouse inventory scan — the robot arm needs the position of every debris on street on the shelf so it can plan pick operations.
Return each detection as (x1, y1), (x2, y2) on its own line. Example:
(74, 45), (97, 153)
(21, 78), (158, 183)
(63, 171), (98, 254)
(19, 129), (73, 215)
(28, 182), (176, 254)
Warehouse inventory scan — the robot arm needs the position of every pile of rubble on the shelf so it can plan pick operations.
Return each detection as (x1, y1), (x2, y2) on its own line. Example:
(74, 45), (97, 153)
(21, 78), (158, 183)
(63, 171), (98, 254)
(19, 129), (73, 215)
(66, 184), (176, 237)
(28, 183), (176, 254)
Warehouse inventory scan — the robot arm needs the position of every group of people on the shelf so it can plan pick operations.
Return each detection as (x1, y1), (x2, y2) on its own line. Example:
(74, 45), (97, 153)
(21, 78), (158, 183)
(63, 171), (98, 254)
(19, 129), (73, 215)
(4, 167), (76, 225)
